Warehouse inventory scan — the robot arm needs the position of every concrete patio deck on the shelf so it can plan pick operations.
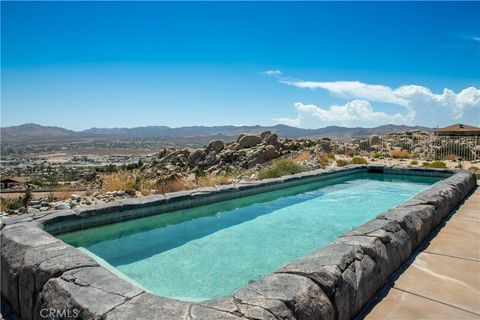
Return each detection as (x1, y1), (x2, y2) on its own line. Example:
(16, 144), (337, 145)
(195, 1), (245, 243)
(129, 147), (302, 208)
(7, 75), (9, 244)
(364, 186), (480, 319)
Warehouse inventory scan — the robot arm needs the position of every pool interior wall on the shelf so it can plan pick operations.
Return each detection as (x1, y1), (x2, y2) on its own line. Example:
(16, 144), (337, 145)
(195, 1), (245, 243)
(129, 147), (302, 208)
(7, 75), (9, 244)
(58, 172), (440, 301)
(2, 165), (477, 320)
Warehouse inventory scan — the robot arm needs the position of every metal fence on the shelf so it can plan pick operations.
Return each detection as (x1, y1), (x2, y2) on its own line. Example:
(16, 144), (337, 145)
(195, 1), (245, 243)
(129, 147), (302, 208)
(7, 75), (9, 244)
(336, 134), (479, 161)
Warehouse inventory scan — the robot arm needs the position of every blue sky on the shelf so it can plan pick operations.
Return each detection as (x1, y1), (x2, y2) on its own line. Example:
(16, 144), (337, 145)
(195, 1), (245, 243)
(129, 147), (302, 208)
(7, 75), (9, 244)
(2, 1), (479, 130)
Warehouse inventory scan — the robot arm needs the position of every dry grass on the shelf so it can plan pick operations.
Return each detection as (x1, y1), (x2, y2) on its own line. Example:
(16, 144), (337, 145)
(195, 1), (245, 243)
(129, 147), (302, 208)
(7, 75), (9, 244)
(101, 172), (138, 192)
(422, 161), (447, 168)
(444, 154), (459, 161)
(317, 152), (335, 168)
(196, 174), (235, 187)
(351, 157), (368, 164)
(0, 197), (23, 212)
(101, 169), (242, 196)
(336, 159), (349, 167)
(47, 185), (75, 201)
(258, 159), (306, 179)
(155, 179), (192, 194)
(293, 150), (312, 162)
(101, 171), (153, 195)
(389, 149), (412, 159)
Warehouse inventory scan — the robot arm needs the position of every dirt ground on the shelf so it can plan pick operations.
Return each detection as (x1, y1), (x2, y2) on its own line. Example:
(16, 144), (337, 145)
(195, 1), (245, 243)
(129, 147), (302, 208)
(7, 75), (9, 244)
(0, 190), (86, 200)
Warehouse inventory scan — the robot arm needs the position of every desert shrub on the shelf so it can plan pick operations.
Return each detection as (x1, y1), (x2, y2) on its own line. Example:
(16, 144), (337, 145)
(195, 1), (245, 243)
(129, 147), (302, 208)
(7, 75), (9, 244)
(397, 142), (412, 151)
(389, 149), (412, 159)
(134, 176), (142, 191)
(358, 141), (371, 151)
(125, 188), (136, 196)
(336, 159), (349, 167)
(155, 179), (191, 194)
(317, 152), (334, 168)
(372, 152), (381, 159)
(47, 185), (74, 201)
(259, 159), (306, 179)
(196, 173), (236, 187)
(445, 154), (459, 161)
(410, 160), (418, 165)
(30, 178), (44, 187)
(193, 167), (206, 177)
(468, 166), (480, 179)
(0, 197), (23, 212)
(422, 161), (447, 168)
(121, 160), (144, 171)
(101, 172), (137, 191)
(351, 157), (368, 165)
(22, 191), (32, 208)
(468, 166), (479, 173)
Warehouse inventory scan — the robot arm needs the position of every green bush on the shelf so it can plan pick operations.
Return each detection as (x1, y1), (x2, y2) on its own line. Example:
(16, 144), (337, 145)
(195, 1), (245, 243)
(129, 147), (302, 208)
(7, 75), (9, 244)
(22, 191), (32, 208)
(468, 166), (480, 179)
(336, 159), (348, 167)
(373, 152), (381, 159)
(410, 160), (418, 165)
(134, 176), (142, 191)
(422, 161), (447, 168)
(0, 197), (24, 211)
(30, 178), (44, 187)
(258, 159), (306, 179)
(351, 157), (368, 165)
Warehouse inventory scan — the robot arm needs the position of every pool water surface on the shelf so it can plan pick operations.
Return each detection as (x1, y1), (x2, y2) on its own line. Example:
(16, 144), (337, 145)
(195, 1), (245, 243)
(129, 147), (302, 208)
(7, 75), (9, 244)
(59, 173), (440, 301)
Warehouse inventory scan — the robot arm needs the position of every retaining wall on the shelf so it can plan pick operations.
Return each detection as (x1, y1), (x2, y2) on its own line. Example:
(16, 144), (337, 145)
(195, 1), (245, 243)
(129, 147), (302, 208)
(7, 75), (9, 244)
(1, 165), (476, 320)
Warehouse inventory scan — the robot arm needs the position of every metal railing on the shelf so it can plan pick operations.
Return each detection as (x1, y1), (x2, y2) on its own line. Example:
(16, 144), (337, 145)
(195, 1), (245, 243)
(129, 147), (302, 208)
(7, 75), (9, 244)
(334, 134), (479, 161)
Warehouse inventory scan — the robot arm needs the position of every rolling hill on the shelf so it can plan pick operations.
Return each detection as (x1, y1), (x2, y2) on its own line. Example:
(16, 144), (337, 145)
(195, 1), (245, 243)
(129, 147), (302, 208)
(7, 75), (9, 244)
(1, 123), (433, 143)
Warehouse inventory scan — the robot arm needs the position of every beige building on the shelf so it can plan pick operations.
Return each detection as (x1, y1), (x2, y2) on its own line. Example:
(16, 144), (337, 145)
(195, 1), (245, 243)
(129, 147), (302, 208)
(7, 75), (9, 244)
(0, 177), (29, 190)
(434, 123), (480, 136)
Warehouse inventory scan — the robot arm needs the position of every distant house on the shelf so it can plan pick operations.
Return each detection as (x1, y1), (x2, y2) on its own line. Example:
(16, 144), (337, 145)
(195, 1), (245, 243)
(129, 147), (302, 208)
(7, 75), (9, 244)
(0, 177), (29, 190)
(434, 123), (480, 136)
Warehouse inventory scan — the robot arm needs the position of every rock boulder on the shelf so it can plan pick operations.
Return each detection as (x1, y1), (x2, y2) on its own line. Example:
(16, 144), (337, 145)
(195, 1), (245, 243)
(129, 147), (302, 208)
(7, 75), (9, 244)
(238, 135), (263, 148)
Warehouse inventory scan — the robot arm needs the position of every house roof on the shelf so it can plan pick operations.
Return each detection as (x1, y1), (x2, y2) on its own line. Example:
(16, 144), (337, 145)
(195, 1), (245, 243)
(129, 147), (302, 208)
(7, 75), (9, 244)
(1, 177), (30, 183)
(434, 123), (480, 133)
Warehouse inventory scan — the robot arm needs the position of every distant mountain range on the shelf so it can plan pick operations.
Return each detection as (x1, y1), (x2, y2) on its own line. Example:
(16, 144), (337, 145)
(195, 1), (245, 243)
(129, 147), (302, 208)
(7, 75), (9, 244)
(0, 123), (433, 143)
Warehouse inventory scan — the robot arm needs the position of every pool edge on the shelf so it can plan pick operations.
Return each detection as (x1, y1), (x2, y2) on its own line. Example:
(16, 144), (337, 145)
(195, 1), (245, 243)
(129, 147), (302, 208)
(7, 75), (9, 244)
(1, 165), (476, 320)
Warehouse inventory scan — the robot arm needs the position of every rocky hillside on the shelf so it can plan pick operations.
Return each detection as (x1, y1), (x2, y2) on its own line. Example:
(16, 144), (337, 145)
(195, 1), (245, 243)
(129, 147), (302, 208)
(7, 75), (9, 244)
(139, 131), (332, 181)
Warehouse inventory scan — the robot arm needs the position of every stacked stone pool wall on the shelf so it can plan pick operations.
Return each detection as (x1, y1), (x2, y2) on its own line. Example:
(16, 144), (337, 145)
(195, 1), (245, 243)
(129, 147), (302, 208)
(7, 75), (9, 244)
(1, 165), (476, 320)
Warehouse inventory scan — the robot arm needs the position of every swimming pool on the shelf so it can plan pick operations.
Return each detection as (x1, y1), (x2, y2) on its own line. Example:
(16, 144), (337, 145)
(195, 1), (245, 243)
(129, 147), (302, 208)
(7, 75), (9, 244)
(58, 172), (440, 301)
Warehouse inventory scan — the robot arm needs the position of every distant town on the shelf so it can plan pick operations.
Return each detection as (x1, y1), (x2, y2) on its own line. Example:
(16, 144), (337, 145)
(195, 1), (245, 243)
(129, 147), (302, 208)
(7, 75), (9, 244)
(1, 122), (479, 216)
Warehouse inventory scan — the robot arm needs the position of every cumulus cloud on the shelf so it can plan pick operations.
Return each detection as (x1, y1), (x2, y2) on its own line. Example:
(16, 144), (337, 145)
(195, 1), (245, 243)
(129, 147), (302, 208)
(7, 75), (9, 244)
(273, 114), (303, 127)
(279, 79), (480, 126)
(262, 70), (283, 76)
(275, 100), (414, 128)
(282, 80), (410, 107)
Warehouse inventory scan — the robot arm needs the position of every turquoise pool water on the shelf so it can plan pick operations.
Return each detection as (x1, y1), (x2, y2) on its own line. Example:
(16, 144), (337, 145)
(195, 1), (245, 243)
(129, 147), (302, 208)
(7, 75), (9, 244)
(59, 173), (440, 301)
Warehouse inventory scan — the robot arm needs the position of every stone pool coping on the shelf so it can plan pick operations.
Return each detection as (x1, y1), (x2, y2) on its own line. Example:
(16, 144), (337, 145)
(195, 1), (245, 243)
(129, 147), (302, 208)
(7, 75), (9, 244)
(1, 165), (476, 320)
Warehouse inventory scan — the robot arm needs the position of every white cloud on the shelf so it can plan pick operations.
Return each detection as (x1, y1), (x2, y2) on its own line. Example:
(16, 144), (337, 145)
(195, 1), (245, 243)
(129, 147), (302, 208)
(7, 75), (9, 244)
(282, 80), (410, 107)
(273, 115), (303, 127)
(278, 100), (414, 127)
(394, 85), (480, 119)
(262, 70), (282, 76)
(280, 78), (480, 126)
(472, 36), (480, 42)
